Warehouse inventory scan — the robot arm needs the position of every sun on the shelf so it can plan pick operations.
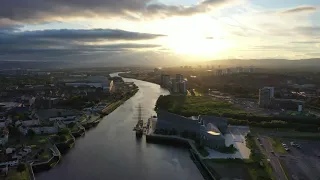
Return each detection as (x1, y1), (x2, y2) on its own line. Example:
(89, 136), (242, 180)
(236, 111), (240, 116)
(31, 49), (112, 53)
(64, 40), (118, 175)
(166, 35), (229, 56)
(158, 15), (230, 57)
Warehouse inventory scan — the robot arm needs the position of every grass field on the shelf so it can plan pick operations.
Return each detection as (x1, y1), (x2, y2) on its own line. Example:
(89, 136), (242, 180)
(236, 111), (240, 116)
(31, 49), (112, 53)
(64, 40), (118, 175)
(196, 146), (209, 157)
(269, 137), (287, 154)
(205, 159), (255, 180)
(5, 168), (30, 180)
(156, 95), (246, 117)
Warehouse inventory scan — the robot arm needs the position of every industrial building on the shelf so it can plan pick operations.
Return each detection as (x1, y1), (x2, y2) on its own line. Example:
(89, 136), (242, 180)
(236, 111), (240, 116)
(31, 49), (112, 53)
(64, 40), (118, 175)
(270, 99), (304, 112)
(64, 75), (110, 92)
(155, 111), (227, 148)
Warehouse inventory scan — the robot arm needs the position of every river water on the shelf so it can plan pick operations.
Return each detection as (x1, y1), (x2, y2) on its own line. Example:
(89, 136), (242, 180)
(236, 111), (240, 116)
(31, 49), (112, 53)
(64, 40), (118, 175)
(37, 73), (204, 180)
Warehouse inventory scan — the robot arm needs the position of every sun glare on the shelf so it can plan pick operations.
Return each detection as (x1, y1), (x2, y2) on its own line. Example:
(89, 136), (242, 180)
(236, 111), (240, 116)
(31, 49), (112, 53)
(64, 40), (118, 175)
(159, 15), (230, 56)
(168, 37), (229, 56)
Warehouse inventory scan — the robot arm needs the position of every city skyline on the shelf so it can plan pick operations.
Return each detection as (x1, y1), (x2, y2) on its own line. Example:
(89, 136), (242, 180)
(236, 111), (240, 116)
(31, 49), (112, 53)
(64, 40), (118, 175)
(0, 0), (319, 65)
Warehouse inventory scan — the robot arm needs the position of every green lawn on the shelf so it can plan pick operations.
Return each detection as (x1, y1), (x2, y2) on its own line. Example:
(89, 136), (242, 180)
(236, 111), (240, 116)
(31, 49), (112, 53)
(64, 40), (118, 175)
(196, 147), (209, 157)
(5, 168), (30, 180)
(269, 137), (287, 154)
(245, 134), (274, 179)
(155, 95), (247, 117)
(193, 90), (203, 96)
(205, 159), (256, 180)
(68, 123), (80, 132)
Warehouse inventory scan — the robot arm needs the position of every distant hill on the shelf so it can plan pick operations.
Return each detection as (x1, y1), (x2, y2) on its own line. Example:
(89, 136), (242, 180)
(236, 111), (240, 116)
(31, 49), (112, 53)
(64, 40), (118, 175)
(1, 58), (320, 70)
(208, 58), (320, 69)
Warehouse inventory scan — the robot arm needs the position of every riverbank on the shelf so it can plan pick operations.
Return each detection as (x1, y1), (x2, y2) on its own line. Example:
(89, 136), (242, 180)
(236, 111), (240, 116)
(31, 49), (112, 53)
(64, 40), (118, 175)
(119, 72), (160, 85)
(32, 83), (139, 177)
(102, 88), (139, 115)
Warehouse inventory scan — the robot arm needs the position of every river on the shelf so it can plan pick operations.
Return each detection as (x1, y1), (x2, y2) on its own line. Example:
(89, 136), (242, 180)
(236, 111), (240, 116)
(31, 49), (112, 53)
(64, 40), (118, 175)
(36, 73), (204, 180)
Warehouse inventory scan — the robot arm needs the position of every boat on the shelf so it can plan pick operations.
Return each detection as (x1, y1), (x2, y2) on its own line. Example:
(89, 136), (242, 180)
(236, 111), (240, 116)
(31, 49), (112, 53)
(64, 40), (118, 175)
(133, 104), (144, 138)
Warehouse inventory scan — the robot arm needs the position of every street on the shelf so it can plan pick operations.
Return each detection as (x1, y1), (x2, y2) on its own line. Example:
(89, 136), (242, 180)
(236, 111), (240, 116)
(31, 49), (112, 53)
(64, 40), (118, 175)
(257, 136), (288, 180)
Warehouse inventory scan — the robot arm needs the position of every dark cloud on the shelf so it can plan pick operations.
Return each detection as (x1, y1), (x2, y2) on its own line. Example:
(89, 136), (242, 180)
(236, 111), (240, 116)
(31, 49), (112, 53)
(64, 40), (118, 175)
(145, 0), (231, 17)
(0, 29), (164, 51)
(3, 29), (164, 41)
(0, 28), (163, 61)
(281, 6), (317, 14)
(0, 0), (234, 26)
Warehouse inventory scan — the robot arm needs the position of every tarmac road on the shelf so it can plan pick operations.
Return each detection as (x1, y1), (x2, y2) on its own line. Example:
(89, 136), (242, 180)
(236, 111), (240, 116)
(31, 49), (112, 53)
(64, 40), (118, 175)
(257, 135), (288, 180)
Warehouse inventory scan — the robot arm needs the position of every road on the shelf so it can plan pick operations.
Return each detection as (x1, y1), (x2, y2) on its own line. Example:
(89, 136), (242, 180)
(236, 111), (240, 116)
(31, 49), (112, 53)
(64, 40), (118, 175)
(257, 136), (288, 180)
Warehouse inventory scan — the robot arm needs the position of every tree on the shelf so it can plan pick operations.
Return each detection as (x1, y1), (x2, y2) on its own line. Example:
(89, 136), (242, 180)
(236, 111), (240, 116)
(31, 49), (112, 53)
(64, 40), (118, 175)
(17, 163), (26, 172)
(27, 129), (36, 139)
(171, 128), (177, 135)
(8, 125), (21, 137)
(181, 130), (189, 138)
(58, 128), (69, 135)
(59, 135), (67, 142)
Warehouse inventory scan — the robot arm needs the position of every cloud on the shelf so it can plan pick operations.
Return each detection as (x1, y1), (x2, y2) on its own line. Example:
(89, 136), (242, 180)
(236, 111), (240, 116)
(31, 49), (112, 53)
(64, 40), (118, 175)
(5, 28), (164, 41)
(281, 6), (317, 14)
(0, 0), (235, 26)
(145, 0), (233, 17)
(0, 29), (164, 49)
(291, 41), (320, 44)
(0, 28), (163, 61)
(294, 26), (320, 36)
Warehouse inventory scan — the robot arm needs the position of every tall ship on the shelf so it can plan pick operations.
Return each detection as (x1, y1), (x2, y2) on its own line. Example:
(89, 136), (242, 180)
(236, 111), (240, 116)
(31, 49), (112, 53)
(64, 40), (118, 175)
(133, 104), (144, 138)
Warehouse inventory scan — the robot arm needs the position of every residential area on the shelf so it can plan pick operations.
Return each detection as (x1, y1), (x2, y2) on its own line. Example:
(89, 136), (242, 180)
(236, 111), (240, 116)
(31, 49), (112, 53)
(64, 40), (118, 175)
(0, 69), (138, 179)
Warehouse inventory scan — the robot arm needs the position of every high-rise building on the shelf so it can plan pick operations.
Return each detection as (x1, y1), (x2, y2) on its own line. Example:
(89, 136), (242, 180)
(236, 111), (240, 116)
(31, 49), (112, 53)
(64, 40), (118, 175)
(216, 69), (222, 76)
(249, 66), (254, 73)
(171, 78), (179, 93)
(176, 74), (184, 83)
(179, 81), (187, 94)
(259, 87), (274, 108)
(161, 74), (171, 88)
(237, 67), (243, 73)
(225, 68), (232, 74)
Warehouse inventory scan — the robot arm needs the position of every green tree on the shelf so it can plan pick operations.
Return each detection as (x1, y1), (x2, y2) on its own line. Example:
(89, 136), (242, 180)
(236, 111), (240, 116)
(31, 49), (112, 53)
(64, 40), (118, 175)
(59, 135), (67, 142)
(27, 129), (36, 139)
(58, 128), (69, 135)
(17, 163), (26, 173)
(171, 128), (177, 135)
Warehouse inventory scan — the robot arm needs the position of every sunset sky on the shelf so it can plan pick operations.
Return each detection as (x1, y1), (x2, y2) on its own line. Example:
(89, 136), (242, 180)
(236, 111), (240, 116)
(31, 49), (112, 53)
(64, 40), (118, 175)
(0, 0), (319, 65)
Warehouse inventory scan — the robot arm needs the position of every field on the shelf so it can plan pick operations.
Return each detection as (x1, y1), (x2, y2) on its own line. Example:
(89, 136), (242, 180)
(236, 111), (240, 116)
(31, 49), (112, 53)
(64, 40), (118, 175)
(269, 137), (287, 153)
(4, 168), (30, 180)
(155, 95), (246, 117)
(205, 159), (269, 180)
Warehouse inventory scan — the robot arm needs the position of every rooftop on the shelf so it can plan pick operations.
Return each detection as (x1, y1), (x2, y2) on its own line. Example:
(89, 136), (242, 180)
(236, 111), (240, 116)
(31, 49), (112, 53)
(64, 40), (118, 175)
(207, 131), (221, 136)
(37, 109), (79, 120)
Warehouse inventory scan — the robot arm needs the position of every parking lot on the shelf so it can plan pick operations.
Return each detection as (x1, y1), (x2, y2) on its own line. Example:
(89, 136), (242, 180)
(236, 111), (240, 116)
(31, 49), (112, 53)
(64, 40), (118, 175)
(279, 139), (320, 180)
